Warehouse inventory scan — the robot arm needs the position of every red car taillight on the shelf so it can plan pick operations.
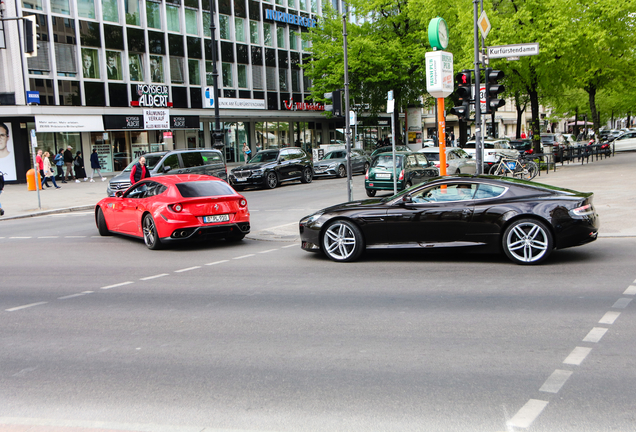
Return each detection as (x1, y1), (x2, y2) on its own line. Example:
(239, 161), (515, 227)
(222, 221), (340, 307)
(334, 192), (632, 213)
(170, 203), (183, 213)
(239, 198), (247, 207)
(398, 169), (404, 180)
(526, 149), (534, 154)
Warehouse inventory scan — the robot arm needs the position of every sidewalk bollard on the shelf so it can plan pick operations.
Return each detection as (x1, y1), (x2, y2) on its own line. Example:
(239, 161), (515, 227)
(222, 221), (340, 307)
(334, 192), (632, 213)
(26, 168), (42, 191)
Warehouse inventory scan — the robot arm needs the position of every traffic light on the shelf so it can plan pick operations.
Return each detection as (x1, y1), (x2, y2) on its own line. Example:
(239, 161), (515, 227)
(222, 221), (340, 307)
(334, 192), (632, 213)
(323, 90), (342, 117)
(485, 68), (505, 114)
(450, 70), (472, 121)
(23, 15), (38, 57)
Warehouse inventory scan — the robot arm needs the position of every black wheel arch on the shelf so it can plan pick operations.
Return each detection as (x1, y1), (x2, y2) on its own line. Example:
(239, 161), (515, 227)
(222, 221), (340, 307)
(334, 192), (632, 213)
(499, 212), (557, 250)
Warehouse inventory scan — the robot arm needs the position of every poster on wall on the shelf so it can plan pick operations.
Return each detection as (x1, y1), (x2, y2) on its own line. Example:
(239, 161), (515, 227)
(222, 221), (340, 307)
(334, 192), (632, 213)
(0, 122), (17, 181)
(93, 138), (113, 173)
(406, 107), (423, 146)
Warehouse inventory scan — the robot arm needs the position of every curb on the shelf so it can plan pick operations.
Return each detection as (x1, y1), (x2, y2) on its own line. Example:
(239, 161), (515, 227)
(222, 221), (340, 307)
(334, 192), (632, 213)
(0, 205), (96, 221)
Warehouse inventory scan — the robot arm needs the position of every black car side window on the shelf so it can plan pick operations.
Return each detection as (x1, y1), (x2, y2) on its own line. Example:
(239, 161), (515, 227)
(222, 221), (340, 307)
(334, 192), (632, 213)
(181, 151), (204, 168)
(126, 183), (149, 199)
(161, 154), (180, 171)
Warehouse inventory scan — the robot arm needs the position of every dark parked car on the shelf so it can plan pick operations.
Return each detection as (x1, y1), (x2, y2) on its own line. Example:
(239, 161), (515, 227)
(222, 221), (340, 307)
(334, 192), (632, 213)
(313, 149), (371, 178)
(370, 145), (410, 158)
(107, 149), (227, 196)
(300, 175), (599, 265)
(228, 147), (313, 190)
(365, 151), (437, 197)
(509, 139), (534, 156)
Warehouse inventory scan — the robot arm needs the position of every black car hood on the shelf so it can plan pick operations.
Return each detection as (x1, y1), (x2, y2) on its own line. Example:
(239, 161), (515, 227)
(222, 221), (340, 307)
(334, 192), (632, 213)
(321, 198), (385, 214)
(232, 162), (272, 171)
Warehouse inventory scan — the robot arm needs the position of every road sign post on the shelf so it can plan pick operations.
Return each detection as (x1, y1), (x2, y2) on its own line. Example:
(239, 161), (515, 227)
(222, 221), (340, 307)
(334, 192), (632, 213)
(425, 49), (454, 176)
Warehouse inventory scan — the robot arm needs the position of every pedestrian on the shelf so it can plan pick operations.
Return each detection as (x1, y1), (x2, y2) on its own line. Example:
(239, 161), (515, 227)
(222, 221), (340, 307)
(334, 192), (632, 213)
(90, 148), (106, 182)
(36, 149), (46, 189)
(129, 156), (151, 185)
(54, 148), (66, 182)
(242, 142), (251, 163)
(0, 169), (5, 216)
(450, 131), (455, 146)
(43, 151), (61, 189)
(256, 142), (262, 153)
(74, 151), (88, 182)
(63, 146), (74, 181)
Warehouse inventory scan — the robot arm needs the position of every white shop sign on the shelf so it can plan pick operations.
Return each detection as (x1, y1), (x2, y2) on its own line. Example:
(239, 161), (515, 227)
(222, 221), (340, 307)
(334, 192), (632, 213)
(35, 115), (104, 132)
(203, 88), (266, 109)
(143, 109), (170, 129)
(425, 51), (454, 99)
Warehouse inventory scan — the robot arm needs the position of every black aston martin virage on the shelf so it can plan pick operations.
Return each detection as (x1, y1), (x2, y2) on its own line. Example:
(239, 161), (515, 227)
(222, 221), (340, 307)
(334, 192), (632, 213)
(299, 175), (599, 265)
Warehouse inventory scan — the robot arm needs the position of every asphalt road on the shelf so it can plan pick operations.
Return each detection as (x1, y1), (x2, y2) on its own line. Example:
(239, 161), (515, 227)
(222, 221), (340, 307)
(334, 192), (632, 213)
(1, 172), (635, 432)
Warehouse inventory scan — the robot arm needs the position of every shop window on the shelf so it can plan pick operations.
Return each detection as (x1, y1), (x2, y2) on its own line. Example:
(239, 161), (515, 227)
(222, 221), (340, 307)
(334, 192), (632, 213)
(127, 28), (145, 52)
(166, 4), (180, 32)
(104, 24), (124, 49)
(108, 83), (128, 106)
(125, 0), (141, 25)
(148, 31), (165, 55)
(219, 15), (230, 40)
(170, 57), (185, 83)
(203, 12), (211, 37)
(249, 21), (259, 44)
(237, 65), (248, 88)
(222, 63), (233, 87)
(129, 53), (144, 81)
(79, 21), (101, 47)
(168, 34), (184, 57)
(187, 36), (202, 58)
(235, 17), (246, 42)
(78, 0), (96, 19)
(276, 27), (285, 48)
(189, 59), (201, 85)
(252, 65), (263, 90)
(106, 51), (123, 80)
(185, 8), (198, 35)
(102, 0), (119, 23)
(81, 48), (100, 79)
(147, 1), (161, 29)
(172, 87), (188, 108)
(150, 55), (164, 82)
(264, 23), (273, 47)
(84, 82), (105, 106)
(58, 80), (81, 105)
(29, 78), (54, 105)
(51, 0), (70, 14)
(23, 0), (43, 11)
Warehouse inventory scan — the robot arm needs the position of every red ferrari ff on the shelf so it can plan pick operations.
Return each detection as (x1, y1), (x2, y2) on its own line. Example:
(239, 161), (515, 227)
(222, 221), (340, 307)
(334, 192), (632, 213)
(95, 174), (250, 249)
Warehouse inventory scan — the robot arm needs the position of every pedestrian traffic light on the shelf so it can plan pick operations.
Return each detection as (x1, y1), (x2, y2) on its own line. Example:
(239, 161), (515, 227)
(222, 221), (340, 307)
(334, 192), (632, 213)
(23, 15), (38, 57)
(485, 68), (505, 114)
(323, 90), (342, 117)
(450, 70), (472, 121)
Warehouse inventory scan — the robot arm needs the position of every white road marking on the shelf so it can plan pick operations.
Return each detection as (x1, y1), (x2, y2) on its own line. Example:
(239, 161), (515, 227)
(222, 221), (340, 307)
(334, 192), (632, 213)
(582, 327), (608, 343)
(205, 260), (229, 266)
(282, 244), (297, 249)
(623, 285), (636, 295)
(58, 291), (93, 300)
(540, 369), (573, 393)
(507, 399), (549, 429)
(563, 346), (592, 365)
(6, 302), (48, 312)
(9, 236), (32, 239)
(612, 298), (632, 309)
(101, 281), (134, 290)
(599, 311), (621, 324)
(233, 254), (255, 260)
(140, 273), (169, 280)
(38, 236), (59, 239)
(258, 249), (278, 254)
(64, 236), (87, 238)
(174, 266), (201, 273)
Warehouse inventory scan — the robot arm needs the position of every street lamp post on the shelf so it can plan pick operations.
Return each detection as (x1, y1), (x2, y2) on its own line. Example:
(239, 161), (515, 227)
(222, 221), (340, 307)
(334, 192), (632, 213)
(209, 1), (224, 152)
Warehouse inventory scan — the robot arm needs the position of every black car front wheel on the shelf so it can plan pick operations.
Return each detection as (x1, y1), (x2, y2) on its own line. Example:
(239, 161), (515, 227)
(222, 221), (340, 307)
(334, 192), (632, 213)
(502, 218), (553, 265)
(96, 207), (111, 236)
(265, 172), (278, 189)
(300, 166), (313, 183)
(142, 214), (162, 250)
(322, 220), (365, 262)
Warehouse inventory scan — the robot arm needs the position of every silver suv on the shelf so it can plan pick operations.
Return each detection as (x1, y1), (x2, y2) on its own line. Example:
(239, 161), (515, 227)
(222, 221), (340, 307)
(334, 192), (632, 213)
(106, 149), (227, 196)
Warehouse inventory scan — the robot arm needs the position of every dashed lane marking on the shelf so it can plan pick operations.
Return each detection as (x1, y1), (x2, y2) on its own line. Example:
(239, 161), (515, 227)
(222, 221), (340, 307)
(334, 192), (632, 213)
(64, 235), (87, 238)
(612, 298), (632, 309)
(233, 254), (255, 260)
(58, 291), (93, 300)
(140, 273), (169, 280)
(205, 260), (229, 266)
(9, 236), (31, 239)
(582, 327), (608, 343)
(174, 266), (201, 273)
(599, 311), (621, 324)
(282, 244), (297, 248)
(563, 346), (592, 366)
(38, 236), (59, 238)
(101, 281), (134, 290)
(507, 399), (549, 429)
(258, 249), (279, 254)
(5, 302), (48, 312)
(623, 285), (636, 295)
(539, 369), (573, 393)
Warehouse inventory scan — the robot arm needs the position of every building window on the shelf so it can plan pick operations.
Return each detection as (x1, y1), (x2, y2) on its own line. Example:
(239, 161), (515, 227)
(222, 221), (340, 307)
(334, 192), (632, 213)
(203, 12), (211, 37)
(311, 0), (317, 13)
(106, 50), (123, 79)
(289, 30), (297, 50)
(276, 27), (285, 48)
(129, 53), (144, 81)
(185, 8), (198, 35)
(301, 36), (310, 51)
(166, 4), (180, 32)
(222, 63), (233, 87)
(147, 1), (161, 29)
(51, 0), (70, 14)
(287, 0), (295, 8)
(252, 64), (263, 90)
(23, 0), (43, 11)
(125, 0), (141, 25)
(235, 17), (245, 42)
(219, 15), (230, 39)
(170, 56), (185, 83)
(81, 48), (100, 79)
(237, 64), (248, 88)
(291, 69), (300, 92)
(279, 68), (287, 91)
(264, 23), (273, 47)
(150, 55), (164, 82)
(78, 0), (96, 18)
(249, 21), (259, 44)
(189, 59), (200, 85)
(266, 66), (276, 90)
(102, 0), (119, 22)
(205, 61), (214, 85)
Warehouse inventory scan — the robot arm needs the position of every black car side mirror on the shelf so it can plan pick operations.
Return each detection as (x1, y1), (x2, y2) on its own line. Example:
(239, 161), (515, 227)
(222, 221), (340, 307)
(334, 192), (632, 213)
(402, 194), (413, 204)
(163, 165), (171, 173)
(115, 191), (123, 197)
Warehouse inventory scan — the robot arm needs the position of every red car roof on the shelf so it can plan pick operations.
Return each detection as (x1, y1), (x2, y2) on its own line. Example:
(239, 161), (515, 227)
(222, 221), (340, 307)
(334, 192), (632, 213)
(146, 174), (223, 185)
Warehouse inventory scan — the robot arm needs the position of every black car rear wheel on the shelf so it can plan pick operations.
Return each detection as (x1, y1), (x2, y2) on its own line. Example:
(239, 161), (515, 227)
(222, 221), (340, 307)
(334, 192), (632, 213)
(365, 189), (376, 197)
(300, 166), (313, 183)
(363, 162), (370, 173)
(502, 218), (553, 265)
(265, 172), (278, 189)
(322, 220), (364, 262)
(337, 165), (346, 178)
(143, 214), (162, 250)
(96, 207), (111, 236)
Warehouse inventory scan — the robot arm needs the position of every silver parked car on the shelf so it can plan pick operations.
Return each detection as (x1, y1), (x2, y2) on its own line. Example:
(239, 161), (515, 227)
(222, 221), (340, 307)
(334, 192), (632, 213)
(611, 131), (636, 151)
(313, 149), (371, 178)
(462, 139), (519, 171)
(417, 147), (476, 175)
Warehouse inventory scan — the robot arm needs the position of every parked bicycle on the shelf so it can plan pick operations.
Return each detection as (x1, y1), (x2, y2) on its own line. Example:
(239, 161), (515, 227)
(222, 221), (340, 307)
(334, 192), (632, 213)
(488, 153), (539, 180)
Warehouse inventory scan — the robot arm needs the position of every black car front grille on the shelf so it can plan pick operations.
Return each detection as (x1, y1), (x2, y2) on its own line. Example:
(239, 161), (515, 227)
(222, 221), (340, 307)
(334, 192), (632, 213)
(233, 170), (252, 179)
(111, 182), (131, 190)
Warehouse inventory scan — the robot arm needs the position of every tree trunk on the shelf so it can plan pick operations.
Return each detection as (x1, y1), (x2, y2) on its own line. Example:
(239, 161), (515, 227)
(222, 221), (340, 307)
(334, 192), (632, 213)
(514, 91), (526, 139)
(574, 107), (579, 138)
(526, 65), (541, 154)
(586, 84), (600, 141)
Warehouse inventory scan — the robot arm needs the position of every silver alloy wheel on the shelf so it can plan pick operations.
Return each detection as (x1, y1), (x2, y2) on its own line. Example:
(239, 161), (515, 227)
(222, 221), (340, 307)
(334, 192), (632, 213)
(505, 221), (549, 263)
(337, 165), (346, 178)
(323, 221), (357, 261)
(143, 215), (159, 249)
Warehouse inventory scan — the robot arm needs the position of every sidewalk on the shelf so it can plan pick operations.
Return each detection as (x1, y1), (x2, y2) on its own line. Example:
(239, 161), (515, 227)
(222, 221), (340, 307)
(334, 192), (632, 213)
(1, 155), (634, 238)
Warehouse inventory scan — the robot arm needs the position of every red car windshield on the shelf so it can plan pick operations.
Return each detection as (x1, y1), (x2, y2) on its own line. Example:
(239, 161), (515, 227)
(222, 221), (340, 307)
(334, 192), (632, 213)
(176, 181), (236, 198)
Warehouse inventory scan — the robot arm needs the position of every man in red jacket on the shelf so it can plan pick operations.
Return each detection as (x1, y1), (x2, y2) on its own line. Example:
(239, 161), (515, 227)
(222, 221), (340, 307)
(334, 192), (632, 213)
(130, 156), (151, 184)
(36, 149), (46, 189)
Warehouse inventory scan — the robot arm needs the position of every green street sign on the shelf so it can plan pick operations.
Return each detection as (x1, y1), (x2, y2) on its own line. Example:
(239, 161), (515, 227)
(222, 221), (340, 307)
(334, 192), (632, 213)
(428, 17), (449, 50)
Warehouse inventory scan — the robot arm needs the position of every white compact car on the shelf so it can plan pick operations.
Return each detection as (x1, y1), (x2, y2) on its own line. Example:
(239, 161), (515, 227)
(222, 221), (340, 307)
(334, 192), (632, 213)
(462, 139), (519, 171)
(611, 131), (636, 152)
(417, 147), (476, 174)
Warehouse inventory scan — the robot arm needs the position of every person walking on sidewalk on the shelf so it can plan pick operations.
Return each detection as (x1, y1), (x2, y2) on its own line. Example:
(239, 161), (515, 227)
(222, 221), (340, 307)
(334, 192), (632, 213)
(130, 156), (151, 185)
(90, 149), (106, 182)
(63, 146), (74, 181)
(43, 151), (61, 189)
(242, 142), (251, 163)
(74, 151), (88, 182)
(54, 149), (66, 182)
(0, 170), (5, 216)
(36, 149), (47, 189)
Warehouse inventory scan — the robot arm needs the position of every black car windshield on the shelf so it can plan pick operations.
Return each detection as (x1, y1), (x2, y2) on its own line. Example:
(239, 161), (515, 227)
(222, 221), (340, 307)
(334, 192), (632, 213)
(541, 136), (555, 143)
(249, 150), (279, 163)
(510, 141), (530, 149)
(464, 142), (495, 149)
(176, 181), (236, 197)
(422, 152), (440, 161)
(123, 154), (165, 172)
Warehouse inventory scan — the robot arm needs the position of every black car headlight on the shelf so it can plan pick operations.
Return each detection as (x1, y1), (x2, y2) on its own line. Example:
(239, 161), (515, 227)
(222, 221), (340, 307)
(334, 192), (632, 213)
(301, 212), (324, 227)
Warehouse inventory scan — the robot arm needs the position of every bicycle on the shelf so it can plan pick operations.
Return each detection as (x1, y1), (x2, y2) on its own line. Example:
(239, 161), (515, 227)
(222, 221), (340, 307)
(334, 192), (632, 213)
(488, 153), (538, 180)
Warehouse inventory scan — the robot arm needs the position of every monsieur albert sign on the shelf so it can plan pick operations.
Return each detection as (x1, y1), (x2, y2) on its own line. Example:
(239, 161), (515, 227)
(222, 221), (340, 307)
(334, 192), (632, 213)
(131, 85), (171, 108)
(264, 9), (316, 28)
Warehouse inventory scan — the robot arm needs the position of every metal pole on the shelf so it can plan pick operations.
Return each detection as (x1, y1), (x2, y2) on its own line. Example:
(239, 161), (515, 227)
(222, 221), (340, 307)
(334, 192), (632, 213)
(391, 104), (397, 194)
(30, 130), (41, 209)
(209, 0), (224, 153)
(342, 14), (353, 202)
(473, 0), (482, 174)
